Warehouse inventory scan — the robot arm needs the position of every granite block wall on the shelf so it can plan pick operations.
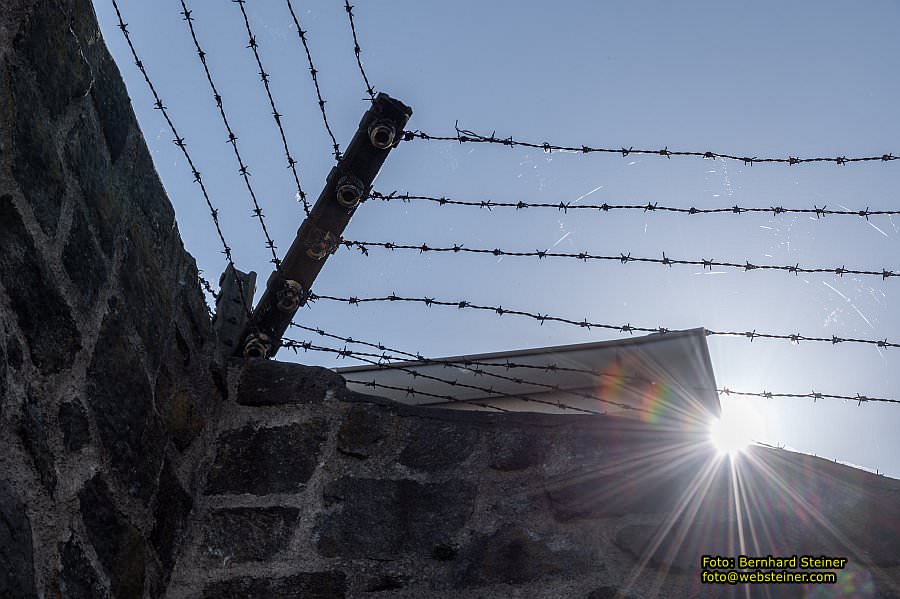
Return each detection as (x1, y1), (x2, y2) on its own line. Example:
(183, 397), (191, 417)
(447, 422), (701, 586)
(1, 0), (222, 596)
(166, 360), (900, 598)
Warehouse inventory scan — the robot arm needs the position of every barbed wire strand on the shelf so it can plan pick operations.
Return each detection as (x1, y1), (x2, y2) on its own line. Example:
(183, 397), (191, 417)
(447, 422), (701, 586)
(307, 292), (900, 351)
(369, 191), (900, 220)
(291, 323), (900, 409)
(283, 339), (507, 411)
(341, 239), (899, 281)
(233, 0), (311, 214)
(110, 0), (252, 317)
(402, 124), (898, 167)
(285, 0), (342, 161)
(179, 0), (282, 269)
(287, 325), (666, 415)
(343, 0), (375, 101)
(285, 338), (609, 414)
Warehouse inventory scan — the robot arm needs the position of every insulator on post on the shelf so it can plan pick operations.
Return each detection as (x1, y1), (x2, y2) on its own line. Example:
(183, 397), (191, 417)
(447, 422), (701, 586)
(276, 279), (305, 313)
(368, 119), (396, 149)
(335, 175), (365, 209)
(243, 331), (272, 358)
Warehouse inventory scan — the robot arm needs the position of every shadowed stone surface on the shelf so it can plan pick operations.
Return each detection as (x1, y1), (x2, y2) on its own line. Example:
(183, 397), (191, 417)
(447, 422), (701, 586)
(0, 480), (35, 598)
(317, 477), (476, 558)
(398, 419), (479, 472)
(19, 393), (56, 493)
(58, 400), (91, 452)
(237, 360), (344, 406)
(488, 428), (550, 471)
(58, 538), (108, 599)
(457, 524), (584, 587)
(62, 207), (108, 308)
(0, 194), (81, 373)
(201, 507), (300, 564)
(201, 572), (347, 599)
(86, 308), (164, 503)
(78, 476), (146, 599)
(205, 419), (328, 495)
(337, 403), (389, 459)
(151, 460), (193, 574)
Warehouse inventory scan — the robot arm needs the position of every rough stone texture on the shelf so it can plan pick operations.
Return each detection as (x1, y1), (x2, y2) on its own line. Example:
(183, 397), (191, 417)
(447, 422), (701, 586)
(58, 400), (91, 452)
(201, 572), (347, 599)
(201, 507), (300, 565)
(79, 475), (147, 599)
(4, 1), (900, 597)
(0, 480), (35, 598)
(165, 359), (900, 598)
(1, 1), (220, 596)
(317, 477), (476, 559)
(205, 420), (327, 496)
(236, 360), (345, 406)
(57, 538), (109, 599)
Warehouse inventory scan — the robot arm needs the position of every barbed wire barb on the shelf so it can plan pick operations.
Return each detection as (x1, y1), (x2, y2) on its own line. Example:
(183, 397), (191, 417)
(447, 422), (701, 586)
(285, 0), (342, 161)
(401, 126), (898, 167)
(179, 0), (283, 269)
(234, 0), (311, 214)
(368, 191), (900, 220)
(343, 0), (375, 101)
(340, 239), (898, 282)
(307, 291), (900, 351)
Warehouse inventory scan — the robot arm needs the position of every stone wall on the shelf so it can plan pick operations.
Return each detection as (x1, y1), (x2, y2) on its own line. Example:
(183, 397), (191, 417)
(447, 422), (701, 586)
(3, 1), (900, 598)
(0, 0), (222, 596)
(167, 359), (900, 598)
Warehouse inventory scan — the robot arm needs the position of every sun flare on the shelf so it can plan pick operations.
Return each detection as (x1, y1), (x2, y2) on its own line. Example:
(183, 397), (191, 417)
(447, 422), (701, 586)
(710, 400), (765, 456)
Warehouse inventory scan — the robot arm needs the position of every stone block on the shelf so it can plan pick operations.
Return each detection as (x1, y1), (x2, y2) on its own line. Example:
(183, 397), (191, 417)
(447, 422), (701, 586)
(337, 404), (389, 459)
(19, 393), (56, 493)
(78, 475), (147, 598)
(86, 308), (163, 503)
(150, 459), (193, 573)
(205, 419), (327, 495)
(457, 524), (584, 587)
(62, 206), (107, 308)
(201, 572), (346, 599)
(488, 428), (549, 471)
(0, 480), (35, 598)
(57, 538), (108, 599)
(201, 507), (299, 565)
(0, 195), (81, 374)
(398, 419), (479, 472)
(237, 360), (345, 406)
(7, 67), (66, 235)
(316, 477), (475, 558)
(58, 400), (91, 452)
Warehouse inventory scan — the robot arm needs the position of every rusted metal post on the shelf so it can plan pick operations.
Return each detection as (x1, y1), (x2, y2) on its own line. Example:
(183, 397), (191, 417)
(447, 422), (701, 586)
(238, 93), (412, 358)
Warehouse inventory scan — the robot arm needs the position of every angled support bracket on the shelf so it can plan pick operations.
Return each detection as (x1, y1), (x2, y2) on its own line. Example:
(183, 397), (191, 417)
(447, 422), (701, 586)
(237, 92), (413, 358)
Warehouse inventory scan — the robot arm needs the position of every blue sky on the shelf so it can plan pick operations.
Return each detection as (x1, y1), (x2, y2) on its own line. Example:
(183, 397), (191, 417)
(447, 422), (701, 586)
(95, 1), (900, 477)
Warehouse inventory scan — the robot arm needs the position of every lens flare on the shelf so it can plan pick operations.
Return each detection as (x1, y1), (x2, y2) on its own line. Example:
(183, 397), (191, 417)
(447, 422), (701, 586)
(710, 400), (765, 456)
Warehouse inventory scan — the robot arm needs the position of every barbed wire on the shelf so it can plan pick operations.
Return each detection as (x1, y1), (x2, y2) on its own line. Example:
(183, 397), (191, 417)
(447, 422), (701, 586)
(306, 292), (900, 350)
(341, 239), (899, 281)
(285, 0), (341, 161)
(233, 0), (311, 215)
(282, 338), (612, 414)
(369, 191), (900, 220)
(110, 0), (252, 317)
(719, 388), (900, 407)
(288, 324), (662, 415)
(401, 124), (899, 167)
(343, 0), (375, 101)
(198, 273), (220, 301)
(179, 0), (282, 269)
(291, 323), (900, 409)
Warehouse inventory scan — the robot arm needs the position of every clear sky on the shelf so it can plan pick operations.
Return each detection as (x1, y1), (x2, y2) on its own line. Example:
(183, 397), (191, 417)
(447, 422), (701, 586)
(94, 1), (900, 477)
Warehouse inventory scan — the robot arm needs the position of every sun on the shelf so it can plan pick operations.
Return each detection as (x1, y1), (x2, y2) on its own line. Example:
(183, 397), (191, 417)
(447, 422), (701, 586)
(709, 400), (765, 457)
